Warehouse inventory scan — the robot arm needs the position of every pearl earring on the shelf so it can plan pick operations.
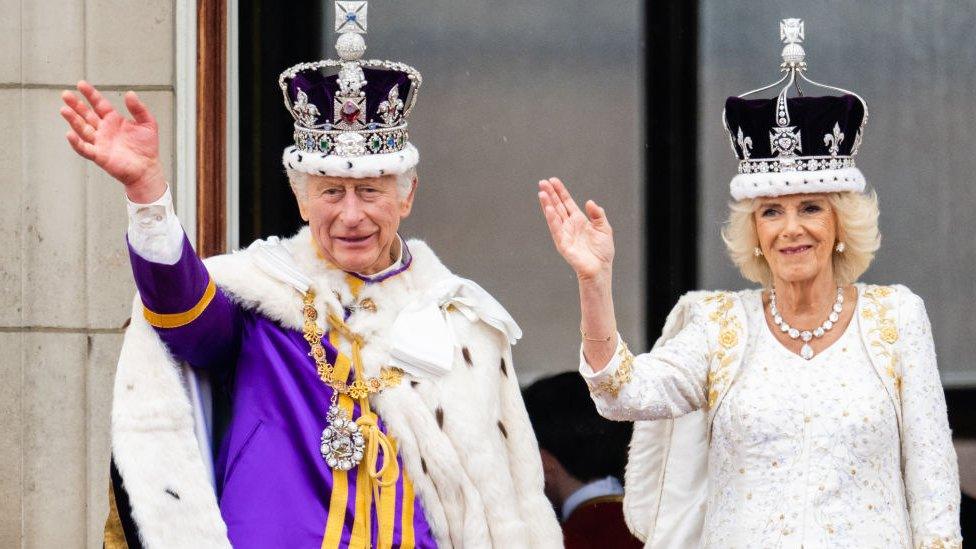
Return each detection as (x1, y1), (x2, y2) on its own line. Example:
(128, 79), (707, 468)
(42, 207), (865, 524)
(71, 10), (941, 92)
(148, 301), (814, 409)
(835, 242), (846, 253)
(754, 247), (763, 257)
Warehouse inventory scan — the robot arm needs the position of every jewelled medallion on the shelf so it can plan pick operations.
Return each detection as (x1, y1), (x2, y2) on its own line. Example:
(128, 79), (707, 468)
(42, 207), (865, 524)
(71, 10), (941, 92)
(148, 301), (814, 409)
(320, 393), (365, 471)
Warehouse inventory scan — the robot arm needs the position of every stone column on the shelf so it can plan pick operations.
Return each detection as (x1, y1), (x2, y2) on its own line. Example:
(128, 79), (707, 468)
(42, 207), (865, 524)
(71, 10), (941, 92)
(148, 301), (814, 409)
(1, 1), (175, 546)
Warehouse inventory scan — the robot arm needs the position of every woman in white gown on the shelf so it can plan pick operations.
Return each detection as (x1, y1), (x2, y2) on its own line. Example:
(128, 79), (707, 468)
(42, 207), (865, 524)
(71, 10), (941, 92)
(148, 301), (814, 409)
(537, 21), (961, 549)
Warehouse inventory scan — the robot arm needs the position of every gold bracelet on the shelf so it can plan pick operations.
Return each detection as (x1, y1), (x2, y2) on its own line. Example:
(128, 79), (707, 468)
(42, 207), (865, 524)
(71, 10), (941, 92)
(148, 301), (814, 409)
(580, 326), (615, 342)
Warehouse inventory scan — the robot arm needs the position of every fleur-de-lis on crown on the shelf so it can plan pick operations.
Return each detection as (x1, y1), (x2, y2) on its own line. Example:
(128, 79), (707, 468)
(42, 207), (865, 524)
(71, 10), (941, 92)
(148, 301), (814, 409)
(293, 90), (321, 127)
(377, 85), (404, 126)
(736, 127), (753, 160)
(851, 129), (863, 156)
(824, 122), (845, 156)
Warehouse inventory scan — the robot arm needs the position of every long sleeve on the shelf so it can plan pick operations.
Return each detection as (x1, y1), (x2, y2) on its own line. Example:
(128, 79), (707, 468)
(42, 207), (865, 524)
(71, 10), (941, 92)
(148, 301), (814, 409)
(897, 290), (962, 548)
(126, 185), (186, 264)
(126, 188), (243, 369)
(579, 301), (710, 422)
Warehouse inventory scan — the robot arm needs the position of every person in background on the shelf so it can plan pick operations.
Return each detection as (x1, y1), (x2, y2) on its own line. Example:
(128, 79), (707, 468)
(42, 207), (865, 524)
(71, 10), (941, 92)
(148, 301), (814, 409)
(523, 372), (643, 549)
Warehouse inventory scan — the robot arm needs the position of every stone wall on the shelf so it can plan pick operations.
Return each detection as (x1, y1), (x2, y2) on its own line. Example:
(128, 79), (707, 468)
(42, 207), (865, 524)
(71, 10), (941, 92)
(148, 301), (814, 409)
(0, 1), (175, 546)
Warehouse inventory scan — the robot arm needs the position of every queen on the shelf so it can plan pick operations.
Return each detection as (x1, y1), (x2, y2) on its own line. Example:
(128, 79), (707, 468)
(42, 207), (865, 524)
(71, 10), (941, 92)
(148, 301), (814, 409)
(538, 19), (961, 549)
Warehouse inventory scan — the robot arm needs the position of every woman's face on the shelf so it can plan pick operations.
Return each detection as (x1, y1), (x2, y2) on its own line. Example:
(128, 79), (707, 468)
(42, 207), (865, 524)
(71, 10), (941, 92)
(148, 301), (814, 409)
(754, 193), (838, 285)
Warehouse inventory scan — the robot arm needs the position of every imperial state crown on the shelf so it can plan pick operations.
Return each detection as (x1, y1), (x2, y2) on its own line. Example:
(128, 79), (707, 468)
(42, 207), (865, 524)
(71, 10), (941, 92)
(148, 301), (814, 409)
(279, 1), (422, 178)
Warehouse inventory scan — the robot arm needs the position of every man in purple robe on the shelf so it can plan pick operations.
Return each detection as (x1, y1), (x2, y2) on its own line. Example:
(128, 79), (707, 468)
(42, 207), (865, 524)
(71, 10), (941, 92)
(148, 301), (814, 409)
(60, 3), (561, 547)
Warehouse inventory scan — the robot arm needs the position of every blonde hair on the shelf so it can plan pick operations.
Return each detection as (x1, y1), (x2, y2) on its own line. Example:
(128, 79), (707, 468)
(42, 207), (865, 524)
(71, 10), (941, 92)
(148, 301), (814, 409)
(721, 190), (881, 287)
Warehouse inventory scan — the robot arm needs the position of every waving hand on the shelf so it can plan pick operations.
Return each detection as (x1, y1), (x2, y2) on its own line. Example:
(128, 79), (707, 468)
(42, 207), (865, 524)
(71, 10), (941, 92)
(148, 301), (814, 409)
(537, 177), (615, 281)
(60, 80), (165, 202)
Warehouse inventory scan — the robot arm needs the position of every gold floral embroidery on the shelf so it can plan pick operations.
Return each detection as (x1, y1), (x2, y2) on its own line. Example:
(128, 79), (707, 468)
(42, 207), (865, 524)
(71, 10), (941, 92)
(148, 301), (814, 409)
(703, 292), (742, 408)
(918, 537), (962, 549)
(873, 286), (893, 298)
(719, 329), (738, 349)
(862, 286), (903, 397)
(593, 344), (635, 398)
(881, 325), (899, 344)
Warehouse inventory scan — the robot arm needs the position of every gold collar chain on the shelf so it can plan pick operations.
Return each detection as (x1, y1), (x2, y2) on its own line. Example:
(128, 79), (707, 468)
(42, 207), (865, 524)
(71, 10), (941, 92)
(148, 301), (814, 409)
(301, 290), (403, 398)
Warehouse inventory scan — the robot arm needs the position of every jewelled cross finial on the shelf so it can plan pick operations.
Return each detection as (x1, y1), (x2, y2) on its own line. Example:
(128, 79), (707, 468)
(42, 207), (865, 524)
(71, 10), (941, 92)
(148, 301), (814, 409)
(779, 18), (806, 69)
(780, 18), (804, 44)
(335, 1), (367, 34)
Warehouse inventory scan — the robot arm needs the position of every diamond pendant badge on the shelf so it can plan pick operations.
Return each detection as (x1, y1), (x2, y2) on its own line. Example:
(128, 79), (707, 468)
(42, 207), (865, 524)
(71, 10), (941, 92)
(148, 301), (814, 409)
(800, 343), (814, 360)
(320, 404), (365, 471)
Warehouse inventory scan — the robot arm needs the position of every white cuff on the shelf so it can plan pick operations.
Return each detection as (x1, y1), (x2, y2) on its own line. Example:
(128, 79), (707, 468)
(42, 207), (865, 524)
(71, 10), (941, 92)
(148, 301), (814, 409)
(126, 185), (185, 265)
(578, 333), (627, 380)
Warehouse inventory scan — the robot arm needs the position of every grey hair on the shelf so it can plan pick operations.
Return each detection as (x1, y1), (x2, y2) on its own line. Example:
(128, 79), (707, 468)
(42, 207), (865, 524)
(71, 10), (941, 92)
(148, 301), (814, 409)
(287, 166), (417, 202)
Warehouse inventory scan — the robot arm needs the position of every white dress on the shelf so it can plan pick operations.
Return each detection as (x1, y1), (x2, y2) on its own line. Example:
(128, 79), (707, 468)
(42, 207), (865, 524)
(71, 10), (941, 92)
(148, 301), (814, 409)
(581, 286), (961, 549)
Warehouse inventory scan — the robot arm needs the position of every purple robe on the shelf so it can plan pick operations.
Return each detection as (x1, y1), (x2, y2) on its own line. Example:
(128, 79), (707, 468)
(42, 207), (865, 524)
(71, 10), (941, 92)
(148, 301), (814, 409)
(129, 235), (437, 548)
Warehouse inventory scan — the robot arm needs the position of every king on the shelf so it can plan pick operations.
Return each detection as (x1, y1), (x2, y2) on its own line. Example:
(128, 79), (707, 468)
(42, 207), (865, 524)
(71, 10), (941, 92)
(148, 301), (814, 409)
(59, 2), (561, 547)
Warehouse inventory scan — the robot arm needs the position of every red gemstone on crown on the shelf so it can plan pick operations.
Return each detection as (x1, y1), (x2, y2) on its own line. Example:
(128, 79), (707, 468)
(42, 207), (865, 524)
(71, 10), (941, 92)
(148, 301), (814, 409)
(341, 101), (361, 124)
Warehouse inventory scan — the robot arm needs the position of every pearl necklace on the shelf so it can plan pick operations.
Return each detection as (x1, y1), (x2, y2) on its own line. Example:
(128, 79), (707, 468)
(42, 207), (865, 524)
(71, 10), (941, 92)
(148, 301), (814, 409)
(769, 286), (844, 360)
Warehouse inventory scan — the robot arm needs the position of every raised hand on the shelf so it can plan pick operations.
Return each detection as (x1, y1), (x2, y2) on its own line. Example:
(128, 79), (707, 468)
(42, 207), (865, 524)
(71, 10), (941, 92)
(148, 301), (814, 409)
(538, 177), (615, 281)
(60, 80), (165, 203)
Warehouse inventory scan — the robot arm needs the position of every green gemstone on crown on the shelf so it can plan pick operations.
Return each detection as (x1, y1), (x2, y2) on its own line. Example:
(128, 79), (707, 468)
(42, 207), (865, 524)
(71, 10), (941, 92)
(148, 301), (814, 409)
(368, 134), (383, 153)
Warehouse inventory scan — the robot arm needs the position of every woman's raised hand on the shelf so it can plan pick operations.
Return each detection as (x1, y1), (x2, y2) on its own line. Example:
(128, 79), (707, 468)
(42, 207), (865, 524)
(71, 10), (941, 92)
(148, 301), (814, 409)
(538, 177), (615, 281)
(60, 81), (165, 202)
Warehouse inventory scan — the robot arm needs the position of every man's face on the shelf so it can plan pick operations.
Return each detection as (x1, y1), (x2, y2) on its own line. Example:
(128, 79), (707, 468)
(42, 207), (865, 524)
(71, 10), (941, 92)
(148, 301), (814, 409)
(295, 174), (416, 275)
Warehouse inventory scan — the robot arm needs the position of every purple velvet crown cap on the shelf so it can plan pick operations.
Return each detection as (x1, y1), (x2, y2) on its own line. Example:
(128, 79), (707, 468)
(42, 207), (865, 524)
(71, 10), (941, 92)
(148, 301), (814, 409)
(724, 94), (865, 160)
(287, 67), (415, 130)
(724, 93), (869, 200)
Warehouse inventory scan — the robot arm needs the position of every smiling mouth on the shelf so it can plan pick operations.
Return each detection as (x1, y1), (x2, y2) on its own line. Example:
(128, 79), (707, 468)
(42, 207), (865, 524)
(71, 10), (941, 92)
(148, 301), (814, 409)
(779, 245), (813, 255)
(336, 234), (374, 243)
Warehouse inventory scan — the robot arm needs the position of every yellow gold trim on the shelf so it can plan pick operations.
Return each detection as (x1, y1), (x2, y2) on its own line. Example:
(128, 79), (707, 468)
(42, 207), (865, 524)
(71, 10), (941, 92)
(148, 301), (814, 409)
(349, 455), (372, 548)
(401, 473), (416, 549)
(103, 481), (129, 549)
(345, 274), (366, 299)
(142, 278), (217, 328)
(321, 332), (354, 549)
(378, 438), (399, 548)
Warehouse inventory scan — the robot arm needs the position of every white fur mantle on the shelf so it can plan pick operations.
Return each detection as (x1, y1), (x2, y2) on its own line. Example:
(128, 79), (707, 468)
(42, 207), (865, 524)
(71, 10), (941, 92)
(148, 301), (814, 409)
(110, 227), (561, 548)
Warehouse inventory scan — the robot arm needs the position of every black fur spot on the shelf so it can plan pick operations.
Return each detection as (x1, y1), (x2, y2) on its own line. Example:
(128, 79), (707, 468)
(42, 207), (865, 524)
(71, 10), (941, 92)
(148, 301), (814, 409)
(379, 169), (385, 175)
(346, 161), (353, 169)
(462, 347), (472, 366)
(410, 380), (419, 388)
(421, 457), (428, 474)
(164, 488), (180, 500)
(318, 169), (326, 175)
(436, 407), (444, 429)
(288, 162), (294, 169)
(500, 357), (508, 377)
(297, 153), (303, 162)
(497, 421), (508, 439)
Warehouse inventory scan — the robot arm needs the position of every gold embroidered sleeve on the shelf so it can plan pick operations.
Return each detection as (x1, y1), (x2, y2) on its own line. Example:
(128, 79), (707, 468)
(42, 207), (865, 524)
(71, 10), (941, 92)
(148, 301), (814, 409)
(591, 344), (635, 398)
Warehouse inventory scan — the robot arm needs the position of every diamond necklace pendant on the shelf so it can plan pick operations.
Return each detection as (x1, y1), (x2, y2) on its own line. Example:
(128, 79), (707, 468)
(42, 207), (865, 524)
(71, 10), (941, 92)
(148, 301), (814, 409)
(320, 393), (365, 471)
(800, 343), (815, 360)
(770, 286), (844, 361)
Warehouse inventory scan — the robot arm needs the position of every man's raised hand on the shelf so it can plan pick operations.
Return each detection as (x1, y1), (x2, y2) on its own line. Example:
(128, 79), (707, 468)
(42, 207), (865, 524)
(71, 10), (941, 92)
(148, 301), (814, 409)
(537, 177), (615, 282)
(60, 81), (165, 203)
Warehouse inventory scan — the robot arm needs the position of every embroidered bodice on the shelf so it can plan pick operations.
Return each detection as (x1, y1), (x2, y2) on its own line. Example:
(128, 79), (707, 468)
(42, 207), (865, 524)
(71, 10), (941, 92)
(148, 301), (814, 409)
(705, 294), (909, 548)
(580, 285), (961, 549)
